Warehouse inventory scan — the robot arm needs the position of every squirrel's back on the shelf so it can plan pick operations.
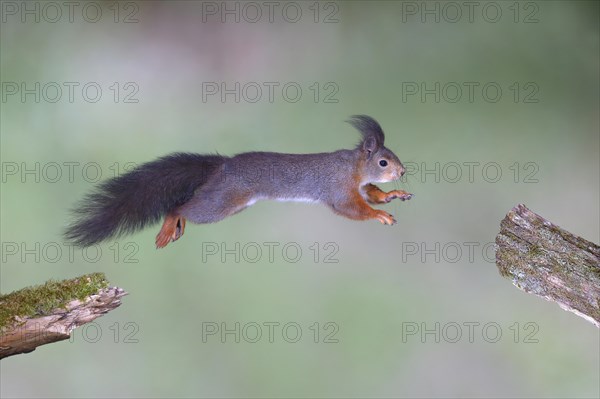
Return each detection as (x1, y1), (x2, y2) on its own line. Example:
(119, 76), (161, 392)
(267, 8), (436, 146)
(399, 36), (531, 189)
(221, 150), (357, 202)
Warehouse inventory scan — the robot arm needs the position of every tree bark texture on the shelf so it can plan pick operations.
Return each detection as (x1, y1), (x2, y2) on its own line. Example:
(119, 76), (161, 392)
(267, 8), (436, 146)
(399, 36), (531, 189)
(496, 204), (600, 327)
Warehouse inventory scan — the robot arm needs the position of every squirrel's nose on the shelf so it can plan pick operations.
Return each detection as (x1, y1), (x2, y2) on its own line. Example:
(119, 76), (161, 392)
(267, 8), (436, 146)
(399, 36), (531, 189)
(399, 167), (406, 177)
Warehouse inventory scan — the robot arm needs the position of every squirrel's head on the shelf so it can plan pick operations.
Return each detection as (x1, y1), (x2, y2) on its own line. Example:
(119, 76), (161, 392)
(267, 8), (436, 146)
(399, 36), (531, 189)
(348, 115), (405, 184)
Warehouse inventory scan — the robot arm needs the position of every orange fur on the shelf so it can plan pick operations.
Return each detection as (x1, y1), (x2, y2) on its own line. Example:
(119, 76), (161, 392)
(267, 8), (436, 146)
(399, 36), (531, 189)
(364, 184), (412, 204)
(155, 213), (187, 249)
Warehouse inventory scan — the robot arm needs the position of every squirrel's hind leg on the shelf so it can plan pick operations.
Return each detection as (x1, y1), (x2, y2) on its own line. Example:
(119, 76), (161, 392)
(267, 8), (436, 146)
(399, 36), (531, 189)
(155, 212), (187, 249)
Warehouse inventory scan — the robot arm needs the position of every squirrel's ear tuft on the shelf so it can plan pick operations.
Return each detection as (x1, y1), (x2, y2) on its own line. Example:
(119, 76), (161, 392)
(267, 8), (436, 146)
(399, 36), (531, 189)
(347, 115), (385, 152)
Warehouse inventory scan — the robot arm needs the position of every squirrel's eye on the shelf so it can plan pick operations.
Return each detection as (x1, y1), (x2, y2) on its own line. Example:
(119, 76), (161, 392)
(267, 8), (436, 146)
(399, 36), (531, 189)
(379, 160), (388, 167)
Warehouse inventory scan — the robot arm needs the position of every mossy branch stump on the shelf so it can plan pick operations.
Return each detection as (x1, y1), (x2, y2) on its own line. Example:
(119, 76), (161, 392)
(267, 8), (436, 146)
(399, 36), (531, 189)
(496, 204), (600, 327)
(0, 273), (127, 359)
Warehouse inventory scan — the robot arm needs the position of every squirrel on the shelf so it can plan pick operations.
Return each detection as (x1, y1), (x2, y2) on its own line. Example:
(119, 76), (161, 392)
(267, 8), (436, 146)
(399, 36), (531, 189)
(64, 115), (413, 249)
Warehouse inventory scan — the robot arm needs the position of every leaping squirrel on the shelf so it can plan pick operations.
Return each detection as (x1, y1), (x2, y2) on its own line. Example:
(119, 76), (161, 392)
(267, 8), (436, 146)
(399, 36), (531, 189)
(65, 115), (413, 248)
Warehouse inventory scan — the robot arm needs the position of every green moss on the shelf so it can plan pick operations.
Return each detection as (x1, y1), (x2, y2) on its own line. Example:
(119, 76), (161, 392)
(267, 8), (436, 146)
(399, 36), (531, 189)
(0, 273), (109, 331)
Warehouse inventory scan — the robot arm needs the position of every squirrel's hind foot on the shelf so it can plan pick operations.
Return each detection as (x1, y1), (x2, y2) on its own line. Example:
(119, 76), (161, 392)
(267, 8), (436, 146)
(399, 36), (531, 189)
(156, 214), (187, 249)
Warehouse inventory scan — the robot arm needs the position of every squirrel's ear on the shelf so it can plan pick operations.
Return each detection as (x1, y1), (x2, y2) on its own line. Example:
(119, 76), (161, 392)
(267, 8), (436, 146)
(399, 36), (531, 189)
(363, 136), (378, 157)
(348, 115), (385, 155)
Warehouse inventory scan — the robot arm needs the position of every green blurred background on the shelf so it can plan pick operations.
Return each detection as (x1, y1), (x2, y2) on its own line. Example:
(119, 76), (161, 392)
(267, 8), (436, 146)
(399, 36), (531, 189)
(1, 1), (598, 397)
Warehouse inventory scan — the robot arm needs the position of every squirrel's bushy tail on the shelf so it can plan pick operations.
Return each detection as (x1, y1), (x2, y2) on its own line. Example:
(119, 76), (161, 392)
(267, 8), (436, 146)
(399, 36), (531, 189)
(65, 153), (224, 247)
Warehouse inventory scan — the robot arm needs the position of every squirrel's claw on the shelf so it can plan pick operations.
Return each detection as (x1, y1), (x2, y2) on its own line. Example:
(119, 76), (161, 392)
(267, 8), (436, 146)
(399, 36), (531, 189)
(385, 190), (413, 202)
(155, 230), (172, 249)
(399, 193), (413, 201)
(375, 210), (396, 225)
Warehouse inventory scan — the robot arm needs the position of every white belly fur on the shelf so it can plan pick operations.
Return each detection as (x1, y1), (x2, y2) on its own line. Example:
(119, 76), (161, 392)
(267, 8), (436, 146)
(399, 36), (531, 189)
(246, 196), (320, 206)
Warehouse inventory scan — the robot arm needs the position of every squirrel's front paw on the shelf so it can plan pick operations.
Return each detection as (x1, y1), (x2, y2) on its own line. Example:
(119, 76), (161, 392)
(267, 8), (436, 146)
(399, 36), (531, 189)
(385, 190), (413, 202)
(375, 210), (397, 225)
